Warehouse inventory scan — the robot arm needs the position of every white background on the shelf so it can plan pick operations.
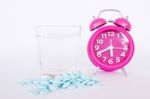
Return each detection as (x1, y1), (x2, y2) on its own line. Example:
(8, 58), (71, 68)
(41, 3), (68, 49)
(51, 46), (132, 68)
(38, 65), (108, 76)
(0, 0), (150, 99)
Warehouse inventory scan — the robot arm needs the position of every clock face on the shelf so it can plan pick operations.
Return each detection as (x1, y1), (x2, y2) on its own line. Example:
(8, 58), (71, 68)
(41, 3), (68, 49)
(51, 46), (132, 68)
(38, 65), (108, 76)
(93, 30), (130, 66)
(88, 26), (134, 71)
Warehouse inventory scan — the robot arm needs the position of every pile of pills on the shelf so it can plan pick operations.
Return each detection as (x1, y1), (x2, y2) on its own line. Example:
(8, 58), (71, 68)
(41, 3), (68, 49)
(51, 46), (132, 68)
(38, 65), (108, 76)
(18, 72), (99, 95)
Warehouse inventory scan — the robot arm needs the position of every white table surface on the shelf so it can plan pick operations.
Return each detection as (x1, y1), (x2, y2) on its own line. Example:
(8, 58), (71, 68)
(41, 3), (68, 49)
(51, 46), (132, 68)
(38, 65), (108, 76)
(0, 0), (150, 98)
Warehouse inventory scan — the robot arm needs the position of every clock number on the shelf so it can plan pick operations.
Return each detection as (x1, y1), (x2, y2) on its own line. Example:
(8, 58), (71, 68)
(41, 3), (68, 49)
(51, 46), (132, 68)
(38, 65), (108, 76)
(121, 39), (126, 44)
(108, 59), (113, 64)
(96, 39), (103, 44)
(123, 45), (128, 51)
(121, 52), (126, 57)
(101, 34), (107, 39)
(102, 56), (107, 62)
(97, 52), (101, 57)
(94, 45), (99, 50)
(116, 57), (120, 63)
(108, 31), (114, 37)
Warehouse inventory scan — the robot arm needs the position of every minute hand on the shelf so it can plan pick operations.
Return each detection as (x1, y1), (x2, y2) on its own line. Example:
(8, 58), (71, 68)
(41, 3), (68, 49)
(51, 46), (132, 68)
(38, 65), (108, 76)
(97, 47), (110, 54)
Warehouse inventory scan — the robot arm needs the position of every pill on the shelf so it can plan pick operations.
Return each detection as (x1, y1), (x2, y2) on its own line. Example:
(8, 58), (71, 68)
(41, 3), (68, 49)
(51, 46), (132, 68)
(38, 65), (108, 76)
(40, 89), (51, 95)
(61, 82), (71, 89)
(37, 85), (48, 90)
(40, 80), (49, 85)
(18, 71), (99, 95)
(30, 90), (40, 96)
(24, 79), (33, 85)
(32, 80), (40, 85)
(48, 84), (58, 91)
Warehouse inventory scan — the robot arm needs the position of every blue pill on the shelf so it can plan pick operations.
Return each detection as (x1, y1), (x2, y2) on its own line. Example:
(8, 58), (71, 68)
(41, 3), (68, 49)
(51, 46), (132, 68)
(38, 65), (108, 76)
(73, 81), (82, 86)
(37, 85), (48, 90)
(32, 80), (40, 85)
(76, 78), (84, 82)
(40, 80), (50, 85)
(18, 71), (99, 95)
(68, 84), (78, 89)
(61, 82), (71, 89)
(48, 84), (58, 91)
(30, 90), (40, 96)
(24, 79), (33, 85)
(40, 89), (51, 95)
(49, 80), (54, 83)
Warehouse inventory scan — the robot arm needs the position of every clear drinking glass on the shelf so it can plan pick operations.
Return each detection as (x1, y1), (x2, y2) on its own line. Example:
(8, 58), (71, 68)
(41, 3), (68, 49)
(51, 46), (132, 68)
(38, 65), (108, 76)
(35, 25), (81, 76)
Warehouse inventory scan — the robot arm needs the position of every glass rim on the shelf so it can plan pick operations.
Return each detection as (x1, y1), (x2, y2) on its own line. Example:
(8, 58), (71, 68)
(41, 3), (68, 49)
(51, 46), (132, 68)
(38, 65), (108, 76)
(35, 25), (81, 37)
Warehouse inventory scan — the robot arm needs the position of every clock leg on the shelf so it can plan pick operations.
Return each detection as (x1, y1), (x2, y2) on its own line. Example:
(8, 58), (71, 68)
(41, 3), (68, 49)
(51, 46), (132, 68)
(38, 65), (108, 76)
(121, 68), (128, 76)
(93, 67), (100, 75)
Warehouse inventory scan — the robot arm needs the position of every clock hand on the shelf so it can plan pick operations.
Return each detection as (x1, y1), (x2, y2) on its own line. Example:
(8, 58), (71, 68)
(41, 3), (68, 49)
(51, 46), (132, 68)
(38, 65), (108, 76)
(110, 47), (113, 57)
(97, 39), (114, 57)
(109, 39), (114, 57)
(113, 47), (128, 51)
(97, 46), (110, 56)
(113, 47), (124, 49)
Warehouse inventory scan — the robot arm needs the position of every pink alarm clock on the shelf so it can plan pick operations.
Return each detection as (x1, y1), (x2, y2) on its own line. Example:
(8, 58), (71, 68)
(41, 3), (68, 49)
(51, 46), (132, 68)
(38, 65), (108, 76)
(87, 9), (134, 71)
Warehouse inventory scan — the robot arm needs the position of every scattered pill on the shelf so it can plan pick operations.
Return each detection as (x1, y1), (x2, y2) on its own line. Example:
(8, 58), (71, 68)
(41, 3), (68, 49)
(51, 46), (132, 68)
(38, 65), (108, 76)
(39, 89), (51, 95)
(30, 90), (40, 96)
(18, 72), (99, 95)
